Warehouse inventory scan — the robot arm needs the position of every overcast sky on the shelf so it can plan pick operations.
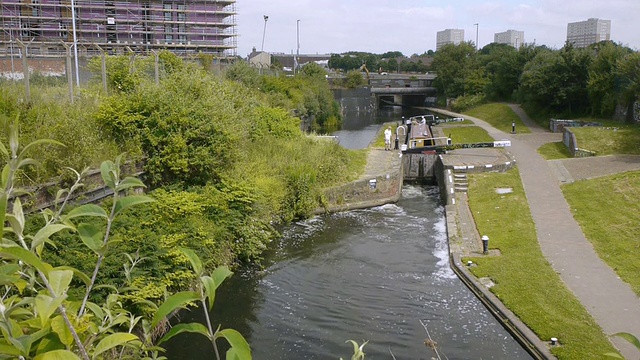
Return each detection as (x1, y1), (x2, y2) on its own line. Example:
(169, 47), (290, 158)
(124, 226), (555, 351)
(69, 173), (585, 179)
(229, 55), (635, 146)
(235, 0), (639, 57)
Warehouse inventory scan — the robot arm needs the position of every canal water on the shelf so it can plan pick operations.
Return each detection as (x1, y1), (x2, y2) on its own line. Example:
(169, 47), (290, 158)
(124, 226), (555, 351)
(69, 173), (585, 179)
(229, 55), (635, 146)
(164, 97), (532, 359)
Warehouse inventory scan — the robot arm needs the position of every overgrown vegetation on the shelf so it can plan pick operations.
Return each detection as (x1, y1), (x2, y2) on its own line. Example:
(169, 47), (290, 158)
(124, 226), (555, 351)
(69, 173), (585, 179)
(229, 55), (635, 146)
(465, 168), (619, 359)
(0, 53), (367, 358)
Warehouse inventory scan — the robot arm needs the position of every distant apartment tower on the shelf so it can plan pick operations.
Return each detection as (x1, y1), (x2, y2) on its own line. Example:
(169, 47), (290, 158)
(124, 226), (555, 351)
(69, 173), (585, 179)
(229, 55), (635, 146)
(566, 18), (611, 48)
(494, 30), (525, 49)
(436, 29), (464, 50)
(0, 0), (237, 57)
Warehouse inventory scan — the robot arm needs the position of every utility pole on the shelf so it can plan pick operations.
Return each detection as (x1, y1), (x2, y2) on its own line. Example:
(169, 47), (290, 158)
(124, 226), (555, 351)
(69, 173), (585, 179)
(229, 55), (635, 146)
(474, 23), (479, 51)
(261, 15), (269, 52)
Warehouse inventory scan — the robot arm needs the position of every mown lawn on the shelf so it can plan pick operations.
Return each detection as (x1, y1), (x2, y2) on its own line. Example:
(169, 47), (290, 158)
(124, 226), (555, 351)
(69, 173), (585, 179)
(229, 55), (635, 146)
(443, 126), (494, 144)
(466, 169), (618, 359)
(537, 142), (572, 160)
(562, 170), (640, 296)
(571, 126), (640, 155)
(463, 103), (532, 134)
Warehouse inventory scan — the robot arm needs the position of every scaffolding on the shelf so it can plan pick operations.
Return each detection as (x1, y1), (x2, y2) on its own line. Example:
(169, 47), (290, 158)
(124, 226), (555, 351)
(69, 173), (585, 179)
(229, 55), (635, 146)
(0, 0), (237, 58)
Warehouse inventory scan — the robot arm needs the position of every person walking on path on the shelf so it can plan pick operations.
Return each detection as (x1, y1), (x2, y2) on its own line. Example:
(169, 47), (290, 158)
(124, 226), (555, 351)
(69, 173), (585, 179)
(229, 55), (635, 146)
(384, 126), (392, 151)
(429, 105), (640, 359)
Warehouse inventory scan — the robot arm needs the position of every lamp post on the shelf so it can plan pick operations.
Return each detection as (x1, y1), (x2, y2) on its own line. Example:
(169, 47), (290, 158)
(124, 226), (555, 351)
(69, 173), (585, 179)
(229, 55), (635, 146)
(474, 23), (479, 51)
(71, 0), (80, 86)
(260, 15), (268, 52)
(9, 23), (14, 74)
(295, 19), (300, 75)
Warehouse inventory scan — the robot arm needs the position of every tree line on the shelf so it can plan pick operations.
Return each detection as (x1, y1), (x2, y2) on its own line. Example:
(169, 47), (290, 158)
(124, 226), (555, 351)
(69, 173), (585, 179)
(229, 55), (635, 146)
(430, 41), (640, 121)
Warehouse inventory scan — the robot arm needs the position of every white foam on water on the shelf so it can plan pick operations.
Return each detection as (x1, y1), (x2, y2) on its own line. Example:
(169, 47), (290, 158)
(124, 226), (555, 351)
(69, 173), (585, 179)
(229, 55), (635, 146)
(401, 185), (424, 198)
(432, 213), (457, 280)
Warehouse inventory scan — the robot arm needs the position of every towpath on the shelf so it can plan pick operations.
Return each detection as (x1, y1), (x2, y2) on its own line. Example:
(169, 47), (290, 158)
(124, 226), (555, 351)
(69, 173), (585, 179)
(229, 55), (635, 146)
(430, 105), (640, 359)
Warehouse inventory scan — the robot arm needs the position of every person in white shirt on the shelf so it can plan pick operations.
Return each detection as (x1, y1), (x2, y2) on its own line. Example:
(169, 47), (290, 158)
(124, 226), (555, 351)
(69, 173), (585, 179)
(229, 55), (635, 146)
(384, 127), (392, 151)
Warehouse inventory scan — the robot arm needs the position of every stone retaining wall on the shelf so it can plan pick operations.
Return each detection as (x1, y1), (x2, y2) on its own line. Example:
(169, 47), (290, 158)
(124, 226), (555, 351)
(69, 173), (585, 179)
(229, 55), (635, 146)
(315, 166), (403, 214)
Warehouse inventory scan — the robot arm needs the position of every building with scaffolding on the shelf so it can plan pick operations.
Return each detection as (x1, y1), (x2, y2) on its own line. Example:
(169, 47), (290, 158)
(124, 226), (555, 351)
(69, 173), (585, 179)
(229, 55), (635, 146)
(0, 0), (237, 58)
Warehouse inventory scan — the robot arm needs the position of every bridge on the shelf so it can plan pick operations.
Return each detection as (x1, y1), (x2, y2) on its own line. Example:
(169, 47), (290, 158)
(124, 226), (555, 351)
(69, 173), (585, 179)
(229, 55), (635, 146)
(329, 73), (437, 108)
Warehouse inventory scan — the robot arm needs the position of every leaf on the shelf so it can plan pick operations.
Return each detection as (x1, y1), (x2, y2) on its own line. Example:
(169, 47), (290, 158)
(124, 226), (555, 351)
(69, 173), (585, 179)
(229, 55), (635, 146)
(31, 224), (73, 250)
(78, 223), (104, 254)
(0, 192), (7, 239)
(92, 333), (139, 358)
(116, 177), (146, 192)
(35, 294), (66, 327)
(114, 195), (154, 216)
(0, 140), (8, 160)
(64, 204), (108, 220)
(612, 332), (640, 349)
(201, 276), (216, 311)
(211, 266), (233, 288)
(157, 323), (210, 345)
(48, 269), (73, 297)
(11, 197), (25, 235)
(51, 316), (74, 346)
(0, 246), (53, 275)
(151, 291), (199, 329)
(100, 160), (117, 190)
(214, 329), (251, 360)
(0, 264), (20, 285)
(16, 158), (38, 170)
(34, 349), (81, 360)
(84, 302), (104, 320)
(0, 344), (20, 356)
(55, 265), (91, 286)
(180, 247), (203, 275)
(20, 139), (65, 159)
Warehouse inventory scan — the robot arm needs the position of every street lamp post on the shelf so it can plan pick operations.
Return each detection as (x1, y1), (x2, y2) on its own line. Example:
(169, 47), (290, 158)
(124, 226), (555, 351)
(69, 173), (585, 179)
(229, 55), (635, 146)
(71, 0), (80, 86)
(295, 19), (300, 75)
(474, 23), (479, 51)
(260, 15), (268, 52)
(9, 23), (14, 74)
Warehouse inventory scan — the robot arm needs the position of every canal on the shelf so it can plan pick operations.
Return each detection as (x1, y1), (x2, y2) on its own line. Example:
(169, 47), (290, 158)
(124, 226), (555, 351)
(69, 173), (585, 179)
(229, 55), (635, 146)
(164, 97), (532, 359)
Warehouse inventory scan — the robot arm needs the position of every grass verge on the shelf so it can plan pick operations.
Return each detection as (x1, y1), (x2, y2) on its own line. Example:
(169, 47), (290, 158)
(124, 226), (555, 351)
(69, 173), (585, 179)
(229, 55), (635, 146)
(562, 170), (640, 296)
(442, 126), (493, 144)
(465, 168), (618, 359)
(463, 103), (532, 134)
(570, 126), (640, 155)
(537, 142), (572, 160)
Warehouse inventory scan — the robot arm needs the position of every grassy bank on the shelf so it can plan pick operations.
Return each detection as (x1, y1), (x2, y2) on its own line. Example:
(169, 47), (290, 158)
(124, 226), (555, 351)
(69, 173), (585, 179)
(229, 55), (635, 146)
(570, 125), (640, 155)
(463, 103), (531, 134)
(466, 169), (618, 359)
(443, 126), (493, 144)
(562, 170), (640, 296)
(537, 142), (572, 160)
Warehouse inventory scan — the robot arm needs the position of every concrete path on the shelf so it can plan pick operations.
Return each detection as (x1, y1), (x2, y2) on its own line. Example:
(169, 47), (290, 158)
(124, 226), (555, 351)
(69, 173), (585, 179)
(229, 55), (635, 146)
(431, 105), (640, 359)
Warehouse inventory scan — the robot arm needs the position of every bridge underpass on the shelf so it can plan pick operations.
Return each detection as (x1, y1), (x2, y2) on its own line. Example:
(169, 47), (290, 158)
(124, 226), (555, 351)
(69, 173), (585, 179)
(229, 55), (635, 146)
(371, 86), (437, 107)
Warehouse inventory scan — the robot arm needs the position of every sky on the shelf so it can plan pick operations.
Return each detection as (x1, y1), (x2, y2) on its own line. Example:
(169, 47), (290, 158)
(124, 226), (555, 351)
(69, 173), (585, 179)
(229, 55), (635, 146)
(235, 0), (639, 57)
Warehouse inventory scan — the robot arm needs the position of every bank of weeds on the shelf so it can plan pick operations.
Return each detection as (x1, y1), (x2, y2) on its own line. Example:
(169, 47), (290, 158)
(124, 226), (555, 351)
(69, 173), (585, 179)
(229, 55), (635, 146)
(465, 168), (618, 359)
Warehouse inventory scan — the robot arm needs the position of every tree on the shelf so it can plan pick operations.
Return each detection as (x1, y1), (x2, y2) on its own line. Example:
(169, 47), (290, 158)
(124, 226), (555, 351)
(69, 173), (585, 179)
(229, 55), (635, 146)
(431, 42), (480, 99)
(617, 52), (640, 123)
(587, 42), (632, 117)
(519, 49), (568, 113)
(480, 43), (522, 100)
(559, 44), (594, 114)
